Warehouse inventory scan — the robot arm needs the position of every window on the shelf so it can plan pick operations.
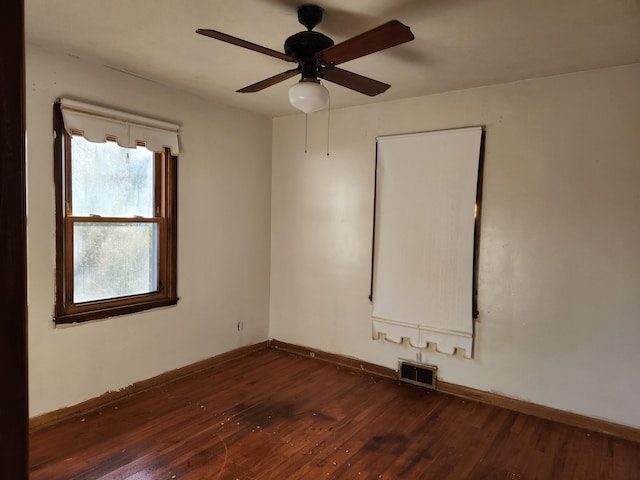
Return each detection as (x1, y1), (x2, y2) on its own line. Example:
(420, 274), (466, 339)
(53, 100), (179, 324)
(370, 127), (484, 358)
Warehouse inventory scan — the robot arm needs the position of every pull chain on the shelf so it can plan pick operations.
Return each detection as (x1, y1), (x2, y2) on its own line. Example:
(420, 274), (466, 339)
(304, 113), (308, 153)
(326, 95), (331, 156)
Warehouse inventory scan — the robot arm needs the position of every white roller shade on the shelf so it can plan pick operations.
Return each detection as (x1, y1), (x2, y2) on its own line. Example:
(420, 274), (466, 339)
(372, 127), (483, 358)
(59, 98), (180, 154)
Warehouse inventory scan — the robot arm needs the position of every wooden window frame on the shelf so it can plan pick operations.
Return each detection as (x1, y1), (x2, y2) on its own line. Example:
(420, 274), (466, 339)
(53, 103), (178, 324)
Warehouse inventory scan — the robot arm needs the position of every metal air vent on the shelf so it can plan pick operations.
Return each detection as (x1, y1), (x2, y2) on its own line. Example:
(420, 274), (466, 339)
(398, 360), (437, 389)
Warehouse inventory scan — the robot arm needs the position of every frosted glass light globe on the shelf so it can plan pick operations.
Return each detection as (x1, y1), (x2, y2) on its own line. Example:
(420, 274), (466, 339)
(288, 81), (329, 113)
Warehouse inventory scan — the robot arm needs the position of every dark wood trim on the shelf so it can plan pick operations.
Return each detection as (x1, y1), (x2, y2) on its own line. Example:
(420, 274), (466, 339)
(368, 140), (379, 302)
(437, 381), (640, 443)
(29, 342), (268, 430)
(53, 103), (68, 319)
(166, 148), (178, 300)
(0, 0), (29, 477)
(472, 127), (486, 320)
(53, 296), (179, 325)
(268, 339), (397, 379)
(68, 216), (161, 223)
(268, 339), (640, 443)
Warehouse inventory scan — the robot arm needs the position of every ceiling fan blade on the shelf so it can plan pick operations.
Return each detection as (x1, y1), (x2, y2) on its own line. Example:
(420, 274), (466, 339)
(321, 67), (390, 96)
(237, 69), (300, 93)
(196, 29), (297, 63)
(316, 20), (414, 66)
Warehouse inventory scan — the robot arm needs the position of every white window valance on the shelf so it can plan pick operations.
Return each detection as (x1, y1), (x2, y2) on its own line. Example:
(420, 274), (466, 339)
(59, 98), (180, 155)
(371, 127), (483, 359)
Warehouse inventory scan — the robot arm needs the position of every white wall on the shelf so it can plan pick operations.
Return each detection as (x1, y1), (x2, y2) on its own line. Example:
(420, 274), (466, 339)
(26, 45), (272, 417)
(270, 64), (640, 428)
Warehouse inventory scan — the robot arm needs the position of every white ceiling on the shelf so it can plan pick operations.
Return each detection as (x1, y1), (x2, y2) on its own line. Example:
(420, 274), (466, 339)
(26, 0), (640, 118)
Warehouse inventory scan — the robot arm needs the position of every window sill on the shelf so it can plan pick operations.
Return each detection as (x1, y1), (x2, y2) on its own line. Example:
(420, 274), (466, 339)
(53, 296), (179, 325)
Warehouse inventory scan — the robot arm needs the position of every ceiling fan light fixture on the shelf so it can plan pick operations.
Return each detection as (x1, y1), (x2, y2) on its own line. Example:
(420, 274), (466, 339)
(288, 79), (329, 113)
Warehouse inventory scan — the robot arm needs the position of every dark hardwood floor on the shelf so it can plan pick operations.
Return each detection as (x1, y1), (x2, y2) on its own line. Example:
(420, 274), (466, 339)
(30, 349), (640, 479)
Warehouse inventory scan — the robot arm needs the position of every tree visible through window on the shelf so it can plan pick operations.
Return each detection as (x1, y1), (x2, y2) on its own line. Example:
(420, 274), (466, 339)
(54, 102), (178, 324)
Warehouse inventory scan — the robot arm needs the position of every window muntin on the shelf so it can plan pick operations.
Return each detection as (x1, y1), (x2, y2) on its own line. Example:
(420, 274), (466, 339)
(54, 103), (178, 324)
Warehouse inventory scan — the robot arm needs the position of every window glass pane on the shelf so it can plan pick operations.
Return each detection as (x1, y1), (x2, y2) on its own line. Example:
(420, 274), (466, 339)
(73, 222), (159, 303)
(71, 136), (154, 217)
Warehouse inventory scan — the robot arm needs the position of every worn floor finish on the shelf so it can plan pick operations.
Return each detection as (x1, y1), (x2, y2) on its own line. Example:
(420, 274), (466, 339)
(30, 349), (640, 479)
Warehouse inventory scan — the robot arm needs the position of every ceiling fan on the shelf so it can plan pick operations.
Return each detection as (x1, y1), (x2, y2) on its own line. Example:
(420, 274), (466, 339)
(196, 4), (415, 113)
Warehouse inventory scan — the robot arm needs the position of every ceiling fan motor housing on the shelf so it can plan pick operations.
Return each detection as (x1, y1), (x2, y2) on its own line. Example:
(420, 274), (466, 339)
(285, 31), (334, 79)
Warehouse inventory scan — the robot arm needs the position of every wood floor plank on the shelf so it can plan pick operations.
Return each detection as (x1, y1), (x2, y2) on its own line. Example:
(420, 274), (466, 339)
(30, 349), (640, 479)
